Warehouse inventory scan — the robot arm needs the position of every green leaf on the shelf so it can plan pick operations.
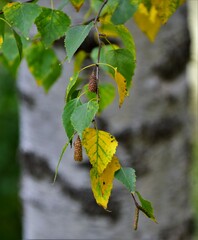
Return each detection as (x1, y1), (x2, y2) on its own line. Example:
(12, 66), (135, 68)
(136, 191), (157, 222)
(62, 98), (82, 140)
(100, 23), (136, 57)
(85, 83), (115, 113)
(13, 29), (22, 60)
(35, 7), (71, 47)
(3, 2), (41, 38)
(70, 0), (85, 11)
(115, 167), (136, 192)
(25, 41), (62, 91)
(106, 48), (135, 90)
(98, 83), (116, 113)
(1, 27), (19, 62)
(111, 0), (139, 25)
(0, 54), (20, 77)
(65, 21), (94, 62)
(71, 100), (99, 138)
(66, 72), (80, 102)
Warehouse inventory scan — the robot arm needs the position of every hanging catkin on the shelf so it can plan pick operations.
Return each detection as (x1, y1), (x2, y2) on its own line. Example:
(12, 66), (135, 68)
(74, 135), (83, 161)
(88, 68), (97, 93)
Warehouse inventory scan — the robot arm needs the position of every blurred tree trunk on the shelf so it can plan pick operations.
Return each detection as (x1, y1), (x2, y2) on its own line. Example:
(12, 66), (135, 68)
(18, 3), (193, 240)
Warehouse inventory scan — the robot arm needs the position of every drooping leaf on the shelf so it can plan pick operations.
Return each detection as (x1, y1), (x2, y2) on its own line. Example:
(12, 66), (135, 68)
(134, 3), (161, 42)
(3, 2), (41, 38)
(106, 48), (135, 90)
(65, 72), (80, 102)
(35, 8), (71, 47)
(62, 98), (82, 140)
(115, 167), (136, 192)
(70, 0), (85, 11)
(90, 155), (121, 209)
(82, 128), (118, 174)
(136, 191), (157, 222)
(25, 41), (62, 91)
(111, 0), (139, 25)
(152, 0), (185, 24)
(71, 100), (99, 138)
(114, 68), (128, 107)
(65, 21), (94, 62)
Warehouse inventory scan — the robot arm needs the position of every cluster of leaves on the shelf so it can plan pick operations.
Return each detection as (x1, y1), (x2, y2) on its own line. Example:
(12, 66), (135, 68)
(0, 0), (185, 230)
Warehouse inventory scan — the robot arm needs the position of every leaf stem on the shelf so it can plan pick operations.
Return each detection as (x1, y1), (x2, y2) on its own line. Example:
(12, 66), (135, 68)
(0, 17), (12, 28)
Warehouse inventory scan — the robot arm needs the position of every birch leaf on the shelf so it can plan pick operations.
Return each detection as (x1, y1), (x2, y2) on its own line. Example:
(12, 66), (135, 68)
(3, 2), (41, 38)
(115, 167), (136, 192)
(65, 21), (94, 61)
(71, 101), (99, 138)
(82, 128), (118, 174)
(106, 48), (135, 90)
(114, 68), (128, 107)
(134, 3), (161, 42)
(70, 0), (85, 11)
(136, 191), (157, 223)
(62, 98), (82, 140)
(35, 7), (71, 47)
(90, 155), (121, 209)
(152, 0), (186, 24)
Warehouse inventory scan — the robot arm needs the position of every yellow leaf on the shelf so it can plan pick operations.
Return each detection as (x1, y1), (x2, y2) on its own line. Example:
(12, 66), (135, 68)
(134, 1), (186, 41)
(114, 68), (128, 107)
(134, 3), (161, 42)
(90, 155), (121, 209)
(82, 128), (118, 174)
(70, 0), (84, 12)
(152, 0), (186, 24)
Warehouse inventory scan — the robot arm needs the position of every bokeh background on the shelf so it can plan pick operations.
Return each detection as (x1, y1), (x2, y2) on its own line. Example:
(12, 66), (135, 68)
(0, 1), (197, 239)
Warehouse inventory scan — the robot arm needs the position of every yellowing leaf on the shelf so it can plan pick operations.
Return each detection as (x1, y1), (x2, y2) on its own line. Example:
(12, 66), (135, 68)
(134, 3), (161, 42)
(82, 128), (118, 174)
(134, 1), (186, 41)
(90, 155), (121, 209)
(114, 68), (128, 107)
(70, 0), (84, 11)
(152, 0), (186, 24)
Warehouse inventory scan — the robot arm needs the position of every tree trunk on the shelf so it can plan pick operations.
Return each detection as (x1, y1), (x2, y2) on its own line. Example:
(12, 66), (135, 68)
(18, 3), (193, 240)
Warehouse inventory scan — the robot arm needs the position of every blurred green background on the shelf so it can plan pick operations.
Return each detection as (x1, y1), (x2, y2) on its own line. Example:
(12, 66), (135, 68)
(0, 64), (21, 240)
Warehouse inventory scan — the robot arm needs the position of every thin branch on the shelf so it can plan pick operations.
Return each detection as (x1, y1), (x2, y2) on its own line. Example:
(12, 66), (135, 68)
(94, 0), (108, 98)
